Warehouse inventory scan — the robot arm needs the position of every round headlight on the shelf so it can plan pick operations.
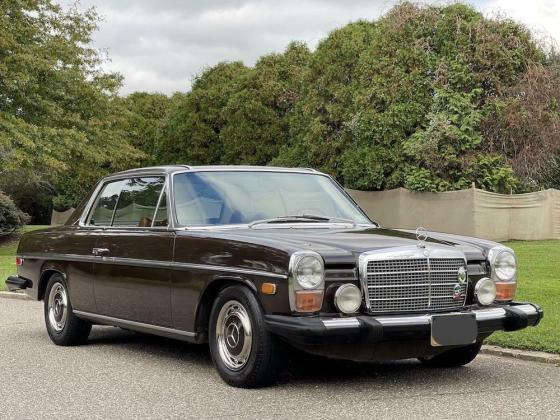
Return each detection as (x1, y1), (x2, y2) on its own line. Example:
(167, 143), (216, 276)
(494, 250), (517, 281)
(334, 284), (362, 314)
(475, 278), (497, 306)
(294, 255), (324, 289)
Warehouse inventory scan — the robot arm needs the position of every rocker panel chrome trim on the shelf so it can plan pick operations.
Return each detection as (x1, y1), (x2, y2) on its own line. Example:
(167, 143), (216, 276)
(73, 310), (197, 340)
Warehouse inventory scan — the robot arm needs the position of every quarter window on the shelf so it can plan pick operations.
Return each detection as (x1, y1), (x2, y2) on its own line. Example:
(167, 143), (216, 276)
(88, 177), (167, 227)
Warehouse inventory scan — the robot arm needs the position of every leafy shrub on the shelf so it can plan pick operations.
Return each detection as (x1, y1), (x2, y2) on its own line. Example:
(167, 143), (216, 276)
(0, 192), (30, 234)
(158, 2), (557, 193)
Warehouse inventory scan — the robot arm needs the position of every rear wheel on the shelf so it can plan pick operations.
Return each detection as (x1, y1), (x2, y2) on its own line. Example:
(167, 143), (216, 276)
(44, 273), (92, 346)
(209, 285), (279, 388)
(419, 342), (482, 367)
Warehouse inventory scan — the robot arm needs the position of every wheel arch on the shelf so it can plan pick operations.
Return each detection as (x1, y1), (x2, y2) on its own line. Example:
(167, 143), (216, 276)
(38, 264), (67, 301)
(194, 276), (258, 339)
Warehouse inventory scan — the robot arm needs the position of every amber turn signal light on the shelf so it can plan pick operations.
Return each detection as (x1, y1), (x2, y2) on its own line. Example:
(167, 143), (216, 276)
(294, 290), (323, 312)
(261, 283), (277, 295)
(495, 282), (517, 301)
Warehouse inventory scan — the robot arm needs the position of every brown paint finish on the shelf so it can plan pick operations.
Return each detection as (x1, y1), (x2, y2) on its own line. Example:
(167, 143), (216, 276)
(171, 232), (290, 332)
(13, 166), (505, 341)
(17, 226), (101, 312)
(93, 229), (174, 327)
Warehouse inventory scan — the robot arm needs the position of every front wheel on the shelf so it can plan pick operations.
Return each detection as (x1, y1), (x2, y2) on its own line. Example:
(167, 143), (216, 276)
(209, 285), (279, 388)
(44, 273), (92, 346)
(419, 342), (482, 367)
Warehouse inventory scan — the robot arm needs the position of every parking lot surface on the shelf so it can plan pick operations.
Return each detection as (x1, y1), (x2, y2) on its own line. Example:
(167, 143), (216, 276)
(1, 298), (559, 419)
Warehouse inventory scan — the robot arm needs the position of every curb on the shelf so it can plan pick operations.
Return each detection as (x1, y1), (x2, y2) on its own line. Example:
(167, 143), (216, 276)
(482, 345), (560, 365)
(0, 291), (31, 301)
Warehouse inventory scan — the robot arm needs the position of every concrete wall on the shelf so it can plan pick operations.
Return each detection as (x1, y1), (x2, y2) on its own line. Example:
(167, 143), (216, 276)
(50, 208), (75, 225)
(348, 187), (560, 241)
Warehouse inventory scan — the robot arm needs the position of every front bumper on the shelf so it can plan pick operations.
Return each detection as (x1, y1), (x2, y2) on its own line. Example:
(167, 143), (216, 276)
(265, 302), (543, 347)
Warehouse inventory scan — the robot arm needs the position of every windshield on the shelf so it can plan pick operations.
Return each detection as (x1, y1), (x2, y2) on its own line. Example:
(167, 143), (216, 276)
(172, 171), (372, 227)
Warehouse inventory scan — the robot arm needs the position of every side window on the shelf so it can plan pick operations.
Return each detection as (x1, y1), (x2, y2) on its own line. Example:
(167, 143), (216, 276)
(88, 180), (128, 226)
(112, 177), (165, 227)
(87, 177), (166, 227)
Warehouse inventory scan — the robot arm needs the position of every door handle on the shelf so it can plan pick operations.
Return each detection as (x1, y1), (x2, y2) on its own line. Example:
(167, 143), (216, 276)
(92, 247), (110, 256)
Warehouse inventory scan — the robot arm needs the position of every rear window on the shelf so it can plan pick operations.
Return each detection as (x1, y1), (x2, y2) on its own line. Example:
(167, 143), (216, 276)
(87, 177), (166, 227)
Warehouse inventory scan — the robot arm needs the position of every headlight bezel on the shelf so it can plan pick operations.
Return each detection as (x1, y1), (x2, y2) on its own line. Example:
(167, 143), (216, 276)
(487, 245), (518, 302)
(489, 246), (517, 282)
(288, 250), (325, 312)
(293, 254), (325, 289)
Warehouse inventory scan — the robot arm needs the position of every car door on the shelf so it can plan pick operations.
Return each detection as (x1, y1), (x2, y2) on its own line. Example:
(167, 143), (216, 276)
(86, 176), (174, 327)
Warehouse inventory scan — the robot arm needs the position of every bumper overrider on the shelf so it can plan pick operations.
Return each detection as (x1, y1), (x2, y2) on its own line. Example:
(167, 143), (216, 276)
(265, 302), (543, 348)
(5, 275), (31, 292)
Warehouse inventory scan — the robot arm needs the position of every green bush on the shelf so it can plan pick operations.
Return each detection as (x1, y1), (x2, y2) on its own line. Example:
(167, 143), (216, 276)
(0, 192), (30, 234)
(155, 2), (559, 193)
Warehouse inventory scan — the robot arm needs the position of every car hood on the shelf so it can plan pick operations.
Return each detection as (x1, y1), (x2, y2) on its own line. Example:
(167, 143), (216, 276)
(186, 226), (497, 265)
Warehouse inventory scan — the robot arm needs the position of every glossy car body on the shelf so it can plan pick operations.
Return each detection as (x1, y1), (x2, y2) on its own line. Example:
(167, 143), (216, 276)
(6, 165), (543, 384)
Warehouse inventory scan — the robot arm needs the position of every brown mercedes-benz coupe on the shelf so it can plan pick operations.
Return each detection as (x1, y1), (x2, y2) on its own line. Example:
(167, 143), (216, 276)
(6, 166), (542, 387)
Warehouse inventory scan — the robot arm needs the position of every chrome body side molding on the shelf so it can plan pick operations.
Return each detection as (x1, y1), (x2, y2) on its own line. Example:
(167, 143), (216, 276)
(73, 310), (198, 342)
(17, 253), (287, 279)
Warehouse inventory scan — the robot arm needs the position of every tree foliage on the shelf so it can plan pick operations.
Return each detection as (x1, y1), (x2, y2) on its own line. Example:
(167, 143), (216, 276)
(156, 2), (558, 194)
(0, 191), (30, 234)
(0, 0), (143, 221)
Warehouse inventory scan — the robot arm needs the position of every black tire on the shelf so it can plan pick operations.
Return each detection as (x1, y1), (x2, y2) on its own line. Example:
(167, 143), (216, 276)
(419, 342), (482, 367)
(209, 285), (279, 388)
(44, 273), (92, 346)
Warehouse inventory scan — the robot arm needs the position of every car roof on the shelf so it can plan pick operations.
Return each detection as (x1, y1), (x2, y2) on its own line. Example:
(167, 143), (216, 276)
(107, 165), (323, 178)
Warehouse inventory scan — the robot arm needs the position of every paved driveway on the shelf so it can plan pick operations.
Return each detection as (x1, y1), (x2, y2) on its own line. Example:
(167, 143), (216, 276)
(1, 298), (559, 419)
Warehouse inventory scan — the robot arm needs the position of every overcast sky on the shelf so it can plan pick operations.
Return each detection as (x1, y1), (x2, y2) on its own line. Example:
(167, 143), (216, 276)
(55, 0), (560, 95)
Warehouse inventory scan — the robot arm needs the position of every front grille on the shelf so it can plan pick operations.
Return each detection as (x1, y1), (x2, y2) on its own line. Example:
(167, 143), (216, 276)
(364, 257), (467, 313)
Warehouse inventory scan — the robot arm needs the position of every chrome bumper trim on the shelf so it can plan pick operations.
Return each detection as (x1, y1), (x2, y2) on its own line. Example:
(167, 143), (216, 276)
(322, 318), (361, 329)
(321, 304), (539, 329)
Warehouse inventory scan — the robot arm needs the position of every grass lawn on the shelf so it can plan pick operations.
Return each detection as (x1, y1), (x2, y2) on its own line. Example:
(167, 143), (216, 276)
(0, 225), (49, 291)
(485, 240), (560, 354)
(1, 229), (558, 353)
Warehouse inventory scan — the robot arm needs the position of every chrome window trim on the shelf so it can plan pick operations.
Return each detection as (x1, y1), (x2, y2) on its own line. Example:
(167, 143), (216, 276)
(151, 180), (168, 228)
(18, 252), (287, 279)
(170, 169), (376, 229)
(358, 245), (468, 313)
(79, 167), (377, 231)
(79, 173), (171, 230)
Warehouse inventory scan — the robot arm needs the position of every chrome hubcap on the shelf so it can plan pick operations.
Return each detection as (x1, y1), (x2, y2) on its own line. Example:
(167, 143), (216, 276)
(216, 300), (252, 371)
(47, 282), (68, 332)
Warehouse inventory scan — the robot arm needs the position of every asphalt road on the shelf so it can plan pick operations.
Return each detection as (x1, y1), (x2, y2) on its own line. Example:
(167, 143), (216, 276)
(1, 298), (559, 419)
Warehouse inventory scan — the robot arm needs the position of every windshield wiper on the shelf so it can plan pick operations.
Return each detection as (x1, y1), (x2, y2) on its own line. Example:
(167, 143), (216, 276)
(249, 214), (356, 228)
(299, 214), (356, 224)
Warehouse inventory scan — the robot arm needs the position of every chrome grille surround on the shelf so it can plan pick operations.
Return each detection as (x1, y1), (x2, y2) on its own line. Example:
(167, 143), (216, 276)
(359, 245), (468, 313)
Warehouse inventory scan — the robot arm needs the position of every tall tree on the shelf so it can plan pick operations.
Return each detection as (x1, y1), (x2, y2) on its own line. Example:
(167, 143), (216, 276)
(0, 0), (143, 220)
(117, 92), (179, 166)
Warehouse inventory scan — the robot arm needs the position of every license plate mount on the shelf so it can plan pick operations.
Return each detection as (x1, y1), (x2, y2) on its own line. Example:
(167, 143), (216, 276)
(430, 313), (477, 347)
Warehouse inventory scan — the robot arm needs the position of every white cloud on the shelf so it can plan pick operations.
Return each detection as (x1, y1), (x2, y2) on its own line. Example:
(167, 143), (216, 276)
(479, 0), (560, 49)
(54, 1), (560, 95)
